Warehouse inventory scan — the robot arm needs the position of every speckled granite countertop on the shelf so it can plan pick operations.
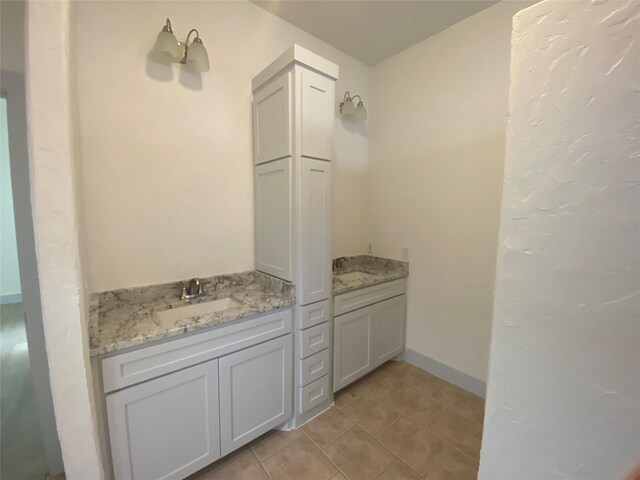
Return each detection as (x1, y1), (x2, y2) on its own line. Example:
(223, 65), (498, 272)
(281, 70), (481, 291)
(332, 255), (409, 295)
(89, 271), (294, 356)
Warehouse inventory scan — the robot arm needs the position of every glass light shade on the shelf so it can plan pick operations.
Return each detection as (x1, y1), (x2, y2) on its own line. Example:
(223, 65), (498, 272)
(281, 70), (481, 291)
(341, 98), (355, 116)
(153, 30), (181, 63)
(354, 102), (368, 122)
(186, 40), (210, 72)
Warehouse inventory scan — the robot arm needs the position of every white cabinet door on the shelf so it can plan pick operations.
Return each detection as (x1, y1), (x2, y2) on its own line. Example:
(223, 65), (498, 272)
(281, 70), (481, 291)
(373, 295), (406, 367)
(299, 157), (331, 305)
(333, 306), (374, 392)
(300, 69), (335, 161)
(255, 157), (292, 280)
(253, 72), (291, 165)
(219, 335), (293, 456)
(106, 360), (220, 480)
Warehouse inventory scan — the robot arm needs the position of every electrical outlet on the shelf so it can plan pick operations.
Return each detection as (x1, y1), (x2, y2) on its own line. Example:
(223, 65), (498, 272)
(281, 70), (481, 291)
(401, 247), (409, 260)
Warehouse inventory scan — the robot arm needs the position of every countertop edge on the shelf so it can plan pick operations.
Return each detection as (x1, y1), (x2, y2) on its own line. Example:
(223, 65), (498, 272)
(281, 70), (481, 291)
(331, 272), (409, 296)
(90, 299), (295, 358)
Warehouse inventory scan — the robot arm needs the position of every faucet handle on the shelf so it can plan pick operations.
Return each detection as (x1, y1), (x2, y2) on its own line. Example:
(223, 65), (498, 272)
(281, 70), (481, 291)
(180, 285), (188, 301)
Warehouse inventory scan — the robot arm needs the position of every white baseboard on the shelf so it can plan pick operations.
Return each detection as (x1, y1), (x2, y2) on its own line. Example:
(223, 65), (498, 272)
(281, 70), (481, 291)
(0, 293), (22, 305)
(400, 348), (486, 398)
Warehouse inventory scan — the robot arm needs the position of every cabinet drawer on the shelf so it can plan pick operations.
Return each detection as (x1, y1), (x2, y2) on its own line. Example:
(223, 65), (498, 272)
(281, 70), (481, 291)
(298, 322), (330, 359)
(102, 308), (292, 393)
(334, 279), (406, 316)
(298, 299), (331, 330)
(298, 375), (330, 414)
(299, 349), (330, 387)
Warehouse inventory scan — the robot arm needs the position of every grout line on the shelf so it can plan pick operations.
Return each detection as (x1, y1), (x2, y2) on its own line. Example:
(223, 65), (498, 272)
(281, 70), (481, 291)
(422, 448), (446, 480)
(300, 425), (346, 452)
(320, 422), (357, 452)
(373, 415), (428, 479)
(315, 425), (357, 480)
(395, 375), (485, 427)
(251, 429), (303, 463)
(425, 408), (444, 429)
(375, 412), (404, 439)
(252, 449), (274, 480)
(424, 425), (480, 467)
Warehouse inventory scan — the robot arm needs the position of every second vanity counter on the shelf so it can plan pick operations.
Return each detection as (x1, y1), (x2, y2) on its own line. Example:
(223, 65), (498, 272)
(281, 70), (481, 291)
(332, 255), (409, 295)
(89, 271), (294, 356)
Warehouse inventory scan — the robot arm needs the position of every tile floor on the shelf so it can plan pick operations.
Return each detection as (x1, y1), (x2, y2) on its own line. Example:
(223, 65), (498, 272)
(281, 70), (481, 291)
(1, 302), (49, 480)
(189, 360), (484, 480)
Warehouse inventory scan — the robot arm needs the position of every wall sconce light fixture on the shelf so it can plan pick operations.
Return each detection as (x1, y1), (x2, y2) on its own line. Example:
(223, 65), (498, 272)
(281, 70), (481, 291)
(152, 18), (210, 72)
(339, 91), (367, 122)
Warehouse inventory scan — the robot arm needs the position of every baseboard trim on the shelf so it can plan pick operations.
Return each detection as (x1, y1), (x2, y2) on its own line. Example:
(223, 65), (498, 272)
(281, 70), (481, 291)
(0, 293), (22, 305)
(400, 348), (486, 398)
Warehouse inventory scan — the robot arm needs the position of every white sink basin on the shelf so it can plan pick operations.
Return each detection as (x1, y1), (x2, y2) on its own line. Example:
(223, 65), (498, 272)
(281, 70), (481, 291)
(336, 271), (375, 282)
(156, 297), (242, 323)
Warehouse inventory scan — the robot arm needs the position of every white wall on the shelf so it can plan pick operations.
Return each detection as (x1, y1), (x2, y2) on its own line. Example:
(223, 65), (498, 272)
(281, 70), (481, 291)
(71, 0), (371, 292)
(0, 98), (21, 300)
(480, 0), (640, 478)
(368, 1), (529, 383)
(26, 1), (105, 477)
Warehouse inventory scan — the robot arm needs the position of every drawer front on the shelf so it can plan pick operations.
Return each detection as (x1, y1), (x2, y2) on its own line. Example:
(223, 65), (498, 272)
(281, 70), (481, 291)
(298, 375), (330, 414)
(298, 299), (331, 330)
(299, 322), (330, 359)
(102, 308), (293, 393)
(299, 349), (330, 387)
(334, 279), (406, 316)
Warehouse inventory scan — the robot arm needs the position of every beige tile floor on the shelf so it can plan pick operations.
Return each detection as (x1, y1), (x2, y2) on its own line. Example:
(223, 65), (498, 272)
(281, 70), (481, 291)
(189, 361), (484, 480)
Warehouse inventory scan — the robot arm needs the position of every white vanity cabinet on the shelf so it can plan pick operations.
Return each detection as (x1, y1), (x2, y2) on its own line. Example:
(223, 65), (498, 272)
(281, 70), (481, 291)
(252, 45), (338, 427)
(333, 306), (374, 390)
(333, 280), (407, 392)
(106, 360), (221, 480)
(254, 158), (293, 281)
(300, 68), (335, 161)
(101, 309), (294, 480)
(219, 335), (292, 456)
(252, 72), (291, 165)
(299, 157), (332, 304)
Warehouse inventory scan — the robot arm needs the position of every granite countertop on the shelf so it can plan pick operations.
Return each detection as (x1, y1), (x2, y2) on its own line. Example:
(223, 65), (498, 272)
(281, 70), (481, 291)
(332, 255), (409, 295)
(89, 271), (295, 356)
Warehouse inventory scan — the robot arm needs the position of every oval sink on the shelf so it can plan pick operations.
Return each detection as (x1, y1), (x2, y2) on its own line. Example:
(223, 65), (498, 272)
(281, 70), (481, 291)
(156, 297), (242, 323)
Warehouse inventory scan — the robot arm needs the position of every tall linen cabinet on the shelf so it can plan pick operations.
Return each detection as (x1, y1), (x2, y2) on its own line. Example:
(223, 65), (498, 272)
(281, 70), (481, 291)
(252, 45), (337, 427)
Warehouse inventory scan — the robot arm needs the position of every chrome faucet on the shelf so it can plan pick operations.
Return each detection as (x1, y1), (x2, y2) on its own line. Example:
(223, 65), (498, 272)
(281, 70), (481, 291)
(180, 278), (203, 301)
(332, 257), (347, 271)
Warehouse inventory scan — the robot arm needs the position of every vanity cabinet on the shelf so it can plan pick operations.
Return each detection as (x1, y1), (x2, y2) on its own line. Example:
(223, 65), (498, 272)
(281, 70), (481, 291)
(252, 45), (338, 427)
(107, 360), (221, 480)
(300, 68), (335, 160)
(372, 295), (406, 365)
(252, 47), (336, 299)
(102, 309), (293, 480)
(253, 72), (291, 165)
(254, 158), (293, 281)
(219, 335), (292, 456)
(333, 306), (374, 390)
(333, 281), (407, 392)
(299, 157), (332, 304)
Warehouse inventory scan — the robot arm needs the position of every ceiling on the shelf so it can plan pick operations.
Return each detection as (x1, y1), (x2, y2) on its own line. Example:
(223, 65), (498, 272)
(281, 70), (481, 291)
(251, 0), (498, 66)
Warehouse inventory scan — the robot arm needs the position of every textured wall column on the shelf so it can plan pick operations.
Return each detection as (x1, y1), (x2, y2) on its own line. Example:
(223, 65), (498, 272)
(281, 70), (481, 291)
(480, 0), (640, 478)
(25, 1), (105, 477)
